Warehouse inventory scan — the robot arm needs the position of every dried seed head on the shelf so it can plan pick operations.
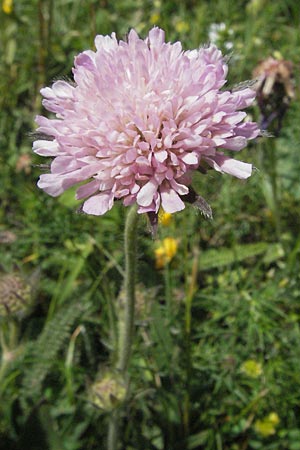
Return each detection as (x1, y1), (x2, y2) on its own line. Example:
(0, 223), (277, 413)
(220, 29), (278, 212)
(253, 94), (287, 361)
(0, 273), (33, 319)
(253, 57), (294, 99)
(253, 56), (295, 134)
(15, 154), (32, 174)
(0, 230), (17, 244)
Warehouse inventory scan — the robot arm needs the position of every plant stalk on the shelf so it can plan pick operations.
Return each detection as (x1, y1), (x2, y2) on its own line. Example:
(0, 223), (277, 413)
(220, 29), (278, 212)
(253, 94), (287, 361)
(107, 204), (139, 450)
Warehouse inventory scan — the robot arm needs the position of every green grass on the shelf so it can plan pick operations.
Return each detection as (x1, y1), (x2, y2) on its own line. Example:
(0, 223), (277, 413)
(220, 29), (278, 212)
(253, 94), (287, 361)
(1, 1), (300, 449)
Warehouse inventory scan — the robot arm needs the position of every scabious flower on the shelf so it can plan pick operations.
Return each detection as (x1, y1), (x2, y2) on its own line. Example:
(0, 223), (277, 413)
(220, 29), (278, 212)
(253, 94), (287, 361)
(33, 28), (259, 219)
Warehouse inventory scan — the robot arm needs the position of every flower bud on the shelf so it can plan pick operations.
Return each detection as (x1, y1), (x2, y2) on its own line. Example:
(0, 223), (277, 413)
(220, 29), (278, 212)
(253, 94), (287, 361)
(89, 372), (127, 412)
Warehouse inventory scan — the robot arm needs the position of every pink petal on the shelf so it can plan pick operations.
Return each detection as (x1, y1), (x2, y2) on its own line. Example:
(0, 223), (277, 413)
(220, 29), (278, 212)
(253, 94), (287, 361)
(40, 87), (55, 99)
(43, 80), (74, 99)
(232, 88), (256, 109)
(125, 148), (137, 163)
(155, 150), (168, 162)
(95, 33), (117, 51)
(74, 52), (96, 71)
(148, 27), (165, 46)
(33, 140), (61, 156)
(82, 193), (114, 215)
(37, 174), (74, 197)
(51, 156), (81, 174)
(160, 186), (185, 213)
(170, 179), (189, 195)
(76, 180), (100, 199)
(206, 153), (252, 179)
(181, 152), (199, 165)
(224, 112), (247, 126)
(136, 180), (158, 207)
(222, 136), (247, 151)
(236, 122), (260, 139)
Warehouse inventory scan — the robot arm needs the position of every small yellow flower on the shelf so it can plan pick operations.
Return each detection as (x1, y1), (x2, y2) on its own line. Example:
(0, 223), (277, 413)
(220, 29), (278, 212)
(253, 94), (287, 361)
(253, 37), (262, 46)
(154, 247), (166, 269)
(2, 0), (13, 14)
(254, 412), (280, 437)
(161, 237), (178, 261)
(150, 12), (160, 25)
(273, 50), (283, 60)
(278, 277), (289, 288)
(268, 412), (280, 425)
(155, 237), (178, 269)
(240, 359), (263, 378)
(175, 20), (190, 34)
(158, 209), (172, 226)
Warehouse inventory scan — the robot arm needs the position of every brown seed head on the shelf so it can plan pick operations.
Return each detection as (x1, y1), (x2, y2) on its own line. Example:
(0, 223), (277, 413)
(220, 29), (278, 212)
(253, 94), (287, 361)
(0, 274), (32, 319)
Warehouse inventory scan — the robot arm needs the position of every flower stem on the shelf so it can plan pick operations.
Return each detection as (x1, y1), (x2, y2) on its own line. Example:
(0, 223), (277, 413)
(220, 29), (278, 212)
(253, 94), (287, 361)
(107, 204), (139, 450)
(117, 204), (139, 373)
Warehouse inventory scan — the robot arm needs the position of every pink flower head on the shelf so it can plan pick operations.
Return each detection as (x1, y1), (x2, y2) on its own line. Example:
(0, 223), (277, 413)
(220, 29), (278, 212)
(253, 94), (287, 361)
(33, 28), (259, 218)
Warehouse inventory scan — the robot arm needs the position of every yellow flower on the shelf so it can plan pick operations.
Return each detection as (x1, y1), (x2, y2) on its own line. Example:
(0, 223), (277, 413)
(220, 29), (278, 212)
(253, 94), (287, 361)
(268, 412), (280, 425)
(175, 20), (190, 34)
(273, 50), (283, 60)
(155, 237), (178, 269)
(150, 12), (160, 25)
(254, 413), (280, 437)
(240, 359), (263, 378)
(278, 277), (289, 288)
(158, 209), (172, 226)
(2, 0), (13, 14)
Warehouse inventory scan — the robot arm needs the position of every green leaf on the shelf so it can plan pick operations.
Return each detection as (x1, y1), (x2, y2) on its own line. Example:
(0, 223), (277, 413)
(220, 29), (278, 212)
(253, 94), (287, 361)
(198, 242), (283, 271)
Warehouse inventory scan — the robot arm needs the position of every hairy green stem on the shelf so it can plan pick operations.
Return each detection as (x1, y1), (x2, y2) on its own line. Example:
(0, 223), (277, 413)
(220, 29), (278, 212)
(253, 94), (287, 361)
(117, 204), (139, 372)
(107, 205), (139, 450)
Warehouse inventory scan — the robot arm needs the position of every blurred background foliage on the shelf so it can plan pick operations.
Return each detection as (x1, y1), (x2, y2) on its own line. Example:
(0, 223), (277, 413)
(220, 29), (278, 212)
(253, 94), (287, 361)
(0, 0), (300, 449)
